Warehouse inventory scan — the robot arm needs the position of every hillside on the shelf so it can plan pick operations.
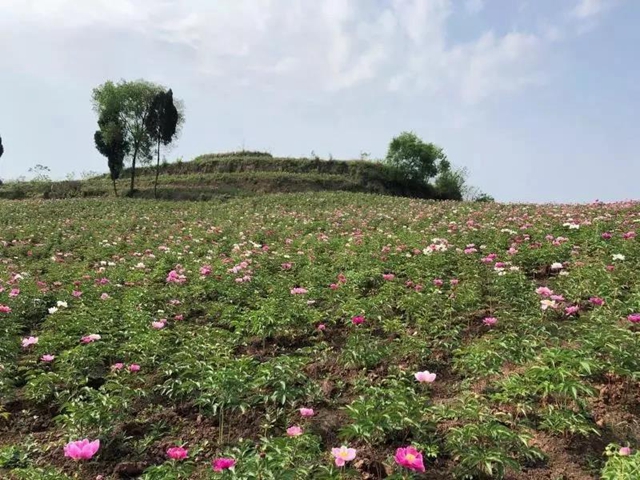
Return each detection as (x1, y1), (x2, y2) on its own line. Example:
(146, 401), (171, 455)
(0, 153), (453, 201)
(0, 193), (639, 479)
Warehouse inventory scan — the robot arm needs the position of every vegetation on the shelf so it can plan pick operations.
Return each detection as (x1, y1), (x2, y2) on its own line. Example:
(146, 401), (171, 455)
(92, 80), (181, 195)
(385, 132), (450, 184)
(0, 193), (638, 479)
(0, 135), (4, 159)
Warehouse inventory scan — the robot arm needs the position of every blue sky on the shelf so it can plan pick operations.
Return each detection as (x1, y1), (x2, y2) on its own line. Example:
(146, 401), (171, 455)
(0, 0), (638, 202)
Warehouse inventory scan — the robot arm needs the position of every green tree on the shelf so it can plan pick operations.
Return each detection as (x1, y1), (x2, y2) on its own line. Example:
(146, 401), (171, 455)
(385, 132), (449, 183)
(92, 80), (165, 194)
(145, 89), (183, 198)
(94, 111), (129, 197)
(0, 135), (4, 159)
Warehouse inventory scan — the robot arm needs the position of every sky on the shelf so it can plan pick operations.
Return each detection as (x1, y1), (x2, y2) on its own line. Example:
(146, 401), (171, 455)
(0, 0), (638, 203)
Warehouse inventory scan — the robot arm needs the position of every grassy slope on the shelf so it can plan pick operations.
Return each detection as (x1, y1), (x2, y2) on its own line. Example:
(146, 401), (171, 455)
(0, 155), (439, 201)
(0, 193), (639, 479)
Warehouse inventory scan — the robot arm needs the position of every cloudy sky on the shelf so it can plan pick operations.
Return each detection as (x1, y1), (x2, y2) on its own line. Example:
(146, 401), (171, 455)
(1, 0), (638, 202)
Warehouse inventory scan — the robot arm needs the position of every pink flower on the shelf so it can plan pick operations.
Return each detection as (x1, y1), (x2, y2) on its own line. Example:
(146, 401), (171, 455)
(0, 304), (11, 313)
(483, 317), (498, 327)
(628, 314), (640, 323)
(200, 265), (212, 276)
(601, 232), (612, 240)
(100, 293), (110, 300)
(565, 305), (579, 316)
(606, 265), (615, 271)
(299, 408), (315, 417)
(535, 287), (553, 297)
(433, 279), (443, 287)
(623, 231), (636, 240)
(9, 288), (20, 297)
(351, 315), (365, 325)
(167, 446), (188, 460)
(152, 320), (166, 329)
(64, 439), (100, 461)
(589, 297), (605, 306)
(174, 314), (184, 321)
(331, 446), (357, 467)
(290, 287), (308, 295)
(550, 294), (565, 301)
(450, 279), (459, 286)
(286, 426), (303, 437)
(212, 457), (236, 472)
(382, 273), (395, 281)
(395, 446), (425, 472)
(22, 336), (38, 348)
(619, 447), (632, 456)
(72, 290), (83, 297)
(415, 371), (436, 383)
(81, 334), (101, 344)
(317, 324), (326, 331)
(41, 354), (55, 362)
(329, 283), (339, 290)
(281, 263), (293, 270)
(129, 364), (141, 372)
(111, 363), (124, 371)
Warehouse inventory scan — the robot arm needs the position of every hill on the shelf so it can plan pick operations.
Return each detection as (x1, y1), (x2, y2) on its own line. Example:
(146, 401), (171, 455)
(0, 192), (638, 479)
(0, 153), (457, 201)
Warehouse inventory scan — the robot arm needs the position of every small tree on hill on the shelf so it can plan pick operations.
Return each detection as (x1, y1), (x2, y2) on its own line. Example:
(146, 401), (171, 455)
(0, 135), (4, 159)
(92, 80), (165, 195)
(385, 132), (450, 183)
(145, 88), (183, 198)
(94, 112), (129, 196)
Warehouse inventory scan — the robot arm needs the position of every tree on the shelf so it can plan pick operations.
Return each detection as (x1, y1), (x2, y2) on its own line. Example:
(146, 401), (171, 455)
(0, 135), (4, 159)
(145, 89), (183, 198)
(94, 111), (129, 196)
(92, 80), (165, 195)
(385, 132), (449, 183)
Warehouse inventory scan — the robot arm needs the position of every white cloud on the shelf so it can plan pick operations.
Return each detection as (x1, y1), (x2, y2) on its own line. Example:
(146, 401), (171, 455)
(0, 0), (616, 106)
(571, 0), (615, 18)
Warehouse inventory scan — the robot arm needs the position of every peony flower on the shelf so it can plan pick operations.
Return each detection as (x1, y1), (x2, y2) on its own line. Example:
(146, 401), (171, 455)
(415, 371), (436, 383)
(433, 278), (443, 287)
(612, 254), (625, 261)
(540, 299), (558, 311)
(64, 439), (100, 461)
(589, 297), (605, 306)
(536, 286), (553, 297)
(100, 293), (110, 300)
(48, 307), (59, 315)
(22, 336), (38, 348)
(351, 315), (365, 325)
(111, 363), (124, 371)
(0, 304), (11, 313)
(290, 287), (308, 295)
(628, 314), (640, 324)
(152, 320), (166, 329)
(167, 446), (188, 460)
(601, 232), (612, 240)
(565, 305), (579, 316)
(72, 290), (83, 297)
(317, 324), (326, 331)
(199, 265), (212, 276)
(41, 354), (55, 362)
(286, 426), (303, 437)
(81, 334), (101, 344)
(619, 447), (632, 456)
(299, 408), (315, 417)
(9, 288), (20, 297)
(382, 273), (395, 281)
(212, 457), (236, 472)
(550, 262), (564, 270)
(483, 317), (498, 327)
(129, 364), (141, 372)
(331, 446), (356, 467)
(395, 446), (425, 472)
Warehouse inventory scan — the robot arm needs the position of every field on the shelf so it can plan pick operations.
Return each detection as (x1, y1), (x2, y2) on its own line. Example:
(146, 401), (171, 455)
(0, 193), (639, 479)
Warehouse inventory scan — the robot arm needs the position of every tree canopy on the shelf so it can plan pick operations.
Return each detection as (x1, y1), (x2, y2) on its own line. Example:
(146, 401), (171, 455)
(0, 135), (4, 159)
(92, 80), (165, 194)
(385, 132), (449, 183)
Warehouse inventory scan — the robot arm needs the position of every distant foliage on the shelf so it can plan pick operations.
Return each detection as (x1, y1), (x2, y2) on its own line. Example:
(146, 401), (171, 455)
(385, 132), (450, 183)
(94, 109), (129, 197)
(0, 135), (4, 159)
(195, 151), (273, 159)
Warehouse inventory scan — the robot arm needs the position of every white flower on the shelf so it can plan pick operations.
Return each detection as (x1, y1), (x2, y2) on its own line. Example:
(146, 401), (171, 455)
(48, 307), (58, 314)
(56, 301), (68, 308)
(135, 262), (146, 269)
(612, 254), (625, 261)
(559, 271), (569, 276)
(550, 262), (564, 270)
(541, 299), (558, 311)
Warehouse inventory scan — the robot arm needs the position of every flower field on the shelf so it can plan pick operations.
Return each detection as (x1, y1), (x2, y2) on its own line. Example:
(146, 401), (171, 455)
(1, 193), (639, 479)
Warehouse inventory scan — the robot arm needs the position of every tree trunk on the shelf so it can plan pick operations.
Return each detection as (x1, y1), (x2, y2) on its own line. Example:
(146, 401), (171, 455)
(112, 179), (118, 197)
(154, 139), (160, 199)
(129, 145), (139, 195)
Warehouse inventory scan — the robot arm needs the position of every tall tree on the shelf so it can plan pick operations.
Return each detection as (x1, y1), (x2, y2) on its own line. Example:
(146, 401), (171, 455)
(92, 80), (164, 195)
(94, 112), (128, 196)
(0, 135), (4, 159)
(145, 89), (183, 198)
(385, 132), (449, 184)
